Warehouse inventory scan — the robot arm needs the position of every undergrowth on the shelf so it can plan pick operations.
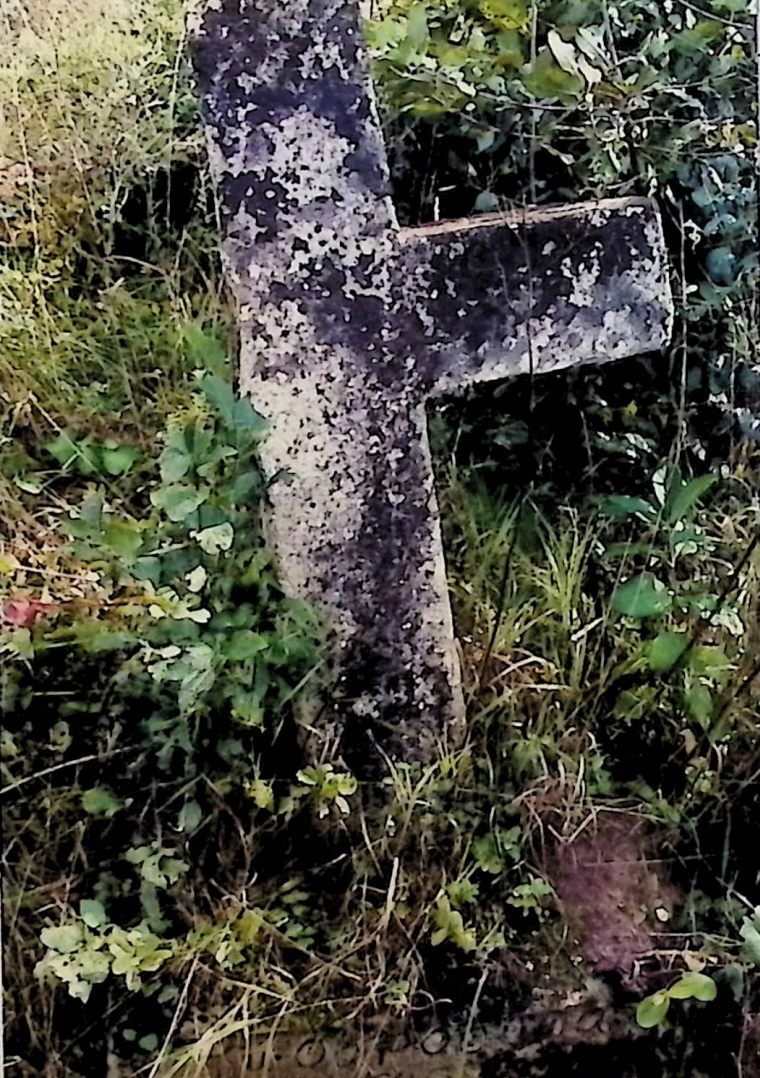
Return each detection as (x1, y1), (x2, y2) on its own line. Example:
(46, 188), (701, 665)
(1, 0), (759, 1075)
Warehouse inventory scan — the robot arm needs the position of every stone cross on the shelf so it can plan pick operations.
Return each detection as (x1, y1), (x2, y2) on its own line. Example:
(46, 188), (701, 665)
(192, 0), (673, 768)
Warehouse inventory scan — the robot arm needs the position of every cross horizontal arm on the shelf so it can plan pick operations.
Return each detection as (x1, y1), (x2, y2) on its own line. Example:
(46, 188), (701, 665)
(396, 197), (673, 398)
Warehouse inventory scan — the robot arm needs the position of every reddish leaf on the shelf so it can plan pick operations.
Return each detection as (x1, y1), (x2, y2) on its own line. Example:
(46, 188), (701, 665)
(1, 599), (57, 627)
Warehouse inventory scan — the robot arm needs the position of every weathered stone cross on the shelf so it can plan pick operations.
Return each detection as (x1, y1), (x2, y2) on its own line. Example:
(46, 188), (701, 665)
(192, 0), (673, 768)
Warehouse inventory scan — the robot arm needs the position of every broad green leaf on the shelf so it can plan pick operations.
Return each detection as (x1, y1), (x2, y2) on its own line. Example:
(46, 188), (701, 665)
(45, 432), (79, 469)
(232, 693), (265, 728)
(648, 632), (689, 672)
(690, 646), (731, 678)
(668, 972), (717, 1001)
(611, 574), (673, 618)
(160, 444), (192, 484)
(101, 519), (143, 562)
(636, 991), (670, 1028)
(405, 2), (429, 49)
(480, 0), (529, 29)
(101, 444), (138, 476)
(133, 557), (162, 586)
(666, 475), (718, 524)
(522, 48), (584, 100)
(199, 376), (236, 425)
(80, 899), (108, 928)
(151, 484), (208, 523)
(195, 523), (234, 554)
(199, 377), (267, 436)
(73, 627), (136, 654)
(224, 630), (269, 662)
(82, 787), (122, 817)
(41, 923), (85, 954)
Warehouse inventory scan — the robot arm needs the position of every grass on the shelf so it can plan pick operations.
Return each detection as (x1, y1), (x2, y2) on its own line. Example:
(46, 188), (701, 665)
(1, 0), (759, 1074)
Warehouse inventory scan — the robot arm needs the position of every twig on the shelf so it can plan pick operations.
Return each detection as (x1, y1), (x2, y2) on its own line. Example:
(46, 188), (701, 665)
(0, 749), (131, 797)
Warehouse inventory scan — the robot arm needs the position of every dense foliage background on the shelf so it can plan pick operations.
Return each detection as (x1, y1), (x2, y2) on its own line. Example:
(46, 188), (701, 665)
(1, 0), (758, 1075)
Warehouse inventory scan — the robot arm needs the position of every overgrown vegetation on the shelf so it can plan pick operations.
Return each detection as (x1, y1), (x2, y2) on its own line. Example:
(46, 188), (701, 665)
(1, 0), (758, 1075)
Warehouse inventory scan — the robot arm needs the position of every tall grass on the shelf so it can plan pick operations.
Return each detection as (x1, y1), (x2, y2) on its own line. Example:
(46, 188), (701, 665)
(0, 0), (223, 431)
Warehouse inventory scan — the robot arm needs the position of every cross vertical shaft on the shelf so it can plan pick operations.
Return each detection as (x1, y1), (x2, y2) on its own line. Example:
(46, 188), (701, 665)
(192, 0), (673, 768)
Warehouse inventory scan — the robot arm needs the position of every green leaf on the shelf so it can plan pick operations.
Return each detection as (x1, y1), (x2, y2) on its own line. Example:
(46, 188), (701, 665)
(636, 991), (671, 1028)
(81, 787), (122, 817)
(666, 475), (718, 524)
(199, 377), (267, 436)
(138, 1033), (159, 1052)
(405, 2), (429, 49)
(522, 48), (584, 100)
(177, 800), (203, 833)
(133, 556), (162, 586)
(183, 324), (228, 377)
(611, 575), (673, 619)
(101, 519), (143, 562)
(194, 522), (234, 554)
(740, 915), (760, 966)
(684, 683), (713, 728)
(41, 923), (85, 954)
(245, 779), (275, 811)
(689, 646), (731, 678)
(45, 432), (79, 469)
(151, 484), (208, 523)
(648, 632), (690, 672)
(100, 444), (138, 476)
(668, 972), (717, 1001)
(480, 0), (529, 28)
(473, 835), (503, 874)
(80, 899), (108, 928)
(224, 630), (269, 662)
(597, 495), (656, 521)
(160, 445), (192, 484)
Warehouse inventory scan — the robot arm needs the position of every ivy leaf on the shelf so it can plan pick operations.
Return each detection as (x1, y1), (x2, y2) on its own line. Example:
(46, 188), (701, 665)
(611, 574), (673, 618)
(648, 632), (689, 672)
(636, 991), (671, 1028)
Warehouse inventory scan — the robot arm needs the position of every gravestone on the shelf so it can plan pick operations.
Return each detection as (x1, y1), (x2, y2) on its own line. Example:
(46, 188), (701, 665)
(192, 0), (673, 768)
